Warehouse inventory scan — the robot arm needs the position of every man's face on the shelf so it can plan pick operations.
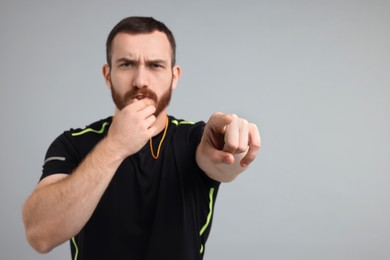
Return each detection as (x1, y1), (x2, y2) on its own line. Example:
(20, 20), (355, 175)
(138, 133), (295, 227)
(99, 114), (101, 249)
(104, 31), (180, 116)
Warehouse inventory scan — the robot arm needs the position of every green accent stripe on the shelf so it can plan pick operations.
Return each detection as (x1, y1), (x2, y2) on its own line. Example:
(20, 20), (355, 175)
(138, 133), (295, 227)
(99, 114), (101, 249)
(171, 119), (195, 126)
(71, 237), (79, 260)
(200, 244), (204, 254)
(71, 122), (109, 136)
(199, 188), (215, 235)
(199, 187), (215, 253)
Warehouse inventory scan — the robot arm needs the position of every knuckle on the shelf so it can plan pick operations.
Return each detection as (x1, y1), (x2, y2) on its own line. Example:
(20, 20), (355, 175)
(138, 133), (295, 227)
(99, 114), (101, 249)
(211, 112), (222, 118)
(252, 142), (261, 151)
(225, 142), (238, 152)
(254, 142), (262, 151)
(244, 154), (256, 163)
(250, 123), (259, 131)
(238, 144), (249, 153)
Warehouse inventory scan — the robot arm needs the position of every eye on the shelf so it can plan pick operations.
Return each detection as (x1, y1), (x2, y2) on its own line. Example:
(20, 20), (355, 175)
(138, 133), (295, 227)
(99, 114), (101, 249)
(120, 62), (132, 68)
(150, 63), (164, 69)
(118, 59), (136, 68)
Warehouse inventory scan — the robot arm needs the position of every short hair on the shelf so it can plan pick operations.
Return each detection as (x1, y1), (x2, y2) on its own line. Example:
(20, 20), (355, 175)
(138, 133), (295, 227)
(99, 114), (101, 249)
(106, 16), (176, 67)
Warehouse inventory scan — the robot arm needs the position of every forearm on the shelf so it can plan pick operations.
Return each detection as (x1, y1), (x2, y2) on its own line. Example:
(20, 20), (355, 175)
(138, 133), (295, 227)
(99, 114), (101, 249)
(22, 137), (124, 253)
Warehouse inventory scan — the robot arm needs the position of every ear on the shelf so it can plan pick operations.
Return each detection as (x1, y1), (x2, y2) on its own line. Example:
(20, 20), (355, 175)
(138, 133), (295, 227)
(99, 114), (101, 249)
(102, 64), (111, 89)
(171, 65), (181, 90)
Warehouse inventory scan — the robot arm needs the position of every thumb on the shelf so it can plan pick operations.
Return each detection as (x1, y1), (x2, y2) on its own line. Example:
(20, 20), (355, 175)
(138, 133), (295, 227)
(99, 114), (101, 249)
(205, 146), (235, 165)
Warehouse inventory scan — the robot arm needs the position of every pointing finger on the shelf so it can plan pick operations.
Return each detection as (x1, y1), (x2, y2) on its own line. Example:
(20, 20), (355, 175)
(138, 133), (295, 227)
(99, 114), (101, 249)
(208, 112), (233, 134)
(237, 119), (249, 153)
(223, 114), (239, 153)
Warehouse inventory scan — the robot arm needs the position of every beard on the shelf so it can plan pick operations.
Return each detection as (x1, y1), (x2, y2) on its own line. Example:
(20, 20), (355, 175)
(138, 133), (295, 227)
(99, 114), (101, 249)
(110, 78), (173, 117)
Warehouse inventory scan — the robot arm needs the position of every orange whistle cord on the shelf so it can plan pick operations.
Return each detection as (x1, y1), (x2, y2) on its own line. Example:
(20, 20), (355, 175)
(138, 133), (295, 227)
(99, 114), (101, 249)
(149, 116), (169, 159)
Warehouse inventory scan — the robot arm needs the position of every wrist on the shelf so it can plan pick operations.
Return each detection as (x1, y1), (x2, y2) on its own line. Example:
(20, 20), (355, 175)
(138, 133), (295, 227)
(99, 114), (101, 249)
(99, 136), (129, 162)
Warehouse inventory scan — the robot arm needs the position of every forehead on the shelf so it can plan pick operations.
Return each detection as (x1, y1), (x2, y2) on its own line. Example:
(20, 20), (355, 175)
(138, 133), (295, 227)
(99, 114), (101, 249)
(111, 31), (172, 61)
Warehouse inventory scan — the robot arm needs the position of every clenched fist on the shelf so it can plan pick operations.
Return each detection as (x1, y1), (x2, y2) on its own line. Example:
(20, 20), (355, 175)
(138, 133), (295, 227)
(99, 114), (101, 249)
(107, 99), (157, 159)
(197, 112), (261, 182)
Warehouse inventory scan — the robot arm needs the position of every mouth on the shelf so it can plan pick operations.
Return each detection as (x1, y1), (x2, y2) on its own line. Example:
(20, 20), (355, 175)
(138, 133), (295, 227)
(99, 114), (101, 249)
(128, 90), (158, 103)
(133, 94), (147, 100)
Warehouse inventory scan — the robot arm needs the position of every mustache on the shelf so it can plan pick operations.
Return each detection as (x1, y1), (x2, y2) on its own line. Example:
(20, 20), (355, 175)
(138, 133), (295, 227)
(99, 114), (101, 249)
(124, 88), (158, 103)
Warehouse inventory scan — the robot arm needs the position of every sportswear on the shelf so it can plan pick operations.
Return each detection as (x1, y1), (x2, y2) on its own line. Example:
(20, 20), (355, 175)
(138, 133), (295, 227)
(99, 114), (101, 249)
(41, 115), (220, 260)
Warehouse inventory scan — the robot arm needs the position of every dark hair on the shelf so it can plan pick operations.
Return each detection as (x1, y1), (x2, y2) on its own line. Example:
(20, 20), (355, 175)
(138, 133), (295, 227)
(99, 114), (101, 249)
(106, 16), (176, 67)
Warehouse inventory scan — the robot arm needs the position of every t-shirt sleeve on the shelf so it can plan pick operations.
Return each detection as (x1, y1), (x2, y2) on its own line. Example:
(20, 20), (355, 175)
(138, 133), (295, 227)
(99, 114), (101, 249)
(40, 132), (81, 181)
(188, 121), (220, 187)
(189, 121), (205, 154)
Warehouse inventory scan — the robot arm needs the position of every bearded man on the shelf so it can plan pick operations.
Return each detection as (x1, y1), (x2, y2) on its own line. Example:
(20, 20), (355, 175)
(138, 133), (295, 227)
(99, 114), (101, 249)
(22, 16), (260, 260)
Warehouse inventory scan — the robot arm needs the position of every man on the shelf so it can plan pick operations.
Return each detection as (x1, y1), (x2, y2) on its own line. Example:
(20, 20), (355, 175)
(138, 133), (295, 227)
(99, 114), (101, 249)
(22, 16), (260, 260)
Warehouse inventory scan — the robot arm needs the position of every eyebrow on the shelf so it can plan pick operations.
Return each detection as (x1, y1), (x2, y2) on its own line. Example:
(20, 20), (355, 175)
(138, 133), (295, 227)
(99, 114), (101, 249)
(115, 57), (135, 65)
(115, 57), (169, 66)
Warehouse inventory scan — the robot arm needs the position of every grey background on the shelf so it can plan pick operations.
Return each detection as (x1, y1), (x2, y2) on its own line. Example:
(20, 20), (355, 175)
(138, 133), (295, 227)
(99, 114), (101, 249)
(1, 0), (389, 259)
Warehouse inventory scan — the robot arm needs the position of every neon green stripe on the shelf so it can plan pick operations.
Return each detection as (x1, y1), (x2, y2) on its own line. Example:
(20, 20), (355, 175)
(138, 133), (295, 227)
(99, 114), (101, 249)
(71, 237), (79, 260)
(200, 244), (204, 254)
(71, 122), (109, 136)
(171, 119), (195, 126)
(199, 187), (215, 235)
(199, 187), (215, 253)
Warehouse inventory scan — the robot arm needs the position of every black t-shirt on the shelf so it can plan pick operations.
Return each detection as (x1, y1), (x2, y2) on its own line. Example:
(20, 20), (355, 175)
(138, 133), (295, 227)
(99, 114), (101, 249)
(41, 116), (220, 260)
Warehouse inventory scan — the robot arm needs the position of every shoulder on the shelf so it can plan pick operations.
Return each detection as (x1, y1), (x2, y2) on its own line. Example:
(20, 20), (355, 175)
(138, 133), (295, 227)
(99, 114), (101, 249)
(167, 115), (205, 149)
(168, 116), (205, 137)
(47, 117), (112, 159)
(41, 117), (112, 181)
(169, 116), (205, 130)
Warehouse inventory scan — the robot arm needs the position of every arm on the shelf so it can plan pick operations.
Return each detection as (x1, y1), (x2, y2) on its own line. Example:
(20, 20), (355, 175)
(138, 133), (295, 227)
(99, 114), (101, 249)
(196, 112), (261, 183)
(22, 100), (157, 253)
(22, 139), (123, 253)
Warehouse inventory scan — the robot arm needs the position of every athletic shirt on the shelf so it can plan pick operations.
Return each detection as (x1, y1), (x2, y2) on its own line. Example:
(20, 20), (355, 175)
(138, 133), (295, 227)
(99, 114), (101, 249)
(41, 116), (220, 260)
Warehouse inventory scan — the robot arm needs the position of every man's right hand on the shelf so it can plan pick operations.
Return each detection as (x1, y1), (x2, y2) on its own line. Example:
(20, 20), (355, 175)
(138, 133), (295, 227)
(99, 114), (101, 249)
(107, 99), (157, 159)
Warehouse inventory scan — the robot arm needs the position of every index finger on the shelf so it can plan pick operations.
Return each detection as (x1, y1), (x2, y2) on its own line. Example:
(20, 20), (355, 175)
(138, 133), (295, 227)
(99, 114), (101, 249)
(115, 98), (154, 115)
(208, 112), (233, 134)
(130, 98), (155, 111)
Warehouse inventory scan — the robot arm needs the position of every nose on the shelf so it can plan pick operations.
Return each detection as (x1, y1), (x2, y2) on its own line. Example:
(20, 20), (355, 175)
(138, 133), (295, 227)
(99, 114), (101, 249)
(133, 66), (149, 89)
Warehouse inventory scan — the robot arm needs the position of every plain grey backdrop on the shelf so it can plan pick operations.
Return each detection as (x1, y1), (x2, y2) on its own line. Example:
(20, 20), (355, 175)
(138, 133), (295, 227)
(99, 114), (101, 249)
(1, 0), (389, 259)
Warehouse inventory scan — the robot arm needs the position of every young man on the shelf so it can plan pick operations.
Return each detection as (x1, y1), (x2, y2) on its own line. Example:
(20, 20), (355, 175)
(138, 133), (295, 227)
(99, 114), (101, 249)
(22, 16), (260, 260)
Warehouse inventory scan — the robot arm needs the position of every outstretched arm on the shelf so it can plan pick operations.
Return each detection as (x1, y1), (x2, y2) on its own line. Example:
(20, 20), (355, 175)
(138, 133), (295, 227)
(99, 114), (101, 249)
(196, 112), (261, 183)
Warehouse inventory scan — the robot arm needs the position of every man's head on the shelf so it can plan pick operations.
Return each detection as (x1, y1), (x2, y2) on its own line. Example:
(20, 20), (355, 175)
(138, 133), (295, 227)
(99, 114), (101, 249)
(106, 16), (176, 67)
(103, 16), (181, 116)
